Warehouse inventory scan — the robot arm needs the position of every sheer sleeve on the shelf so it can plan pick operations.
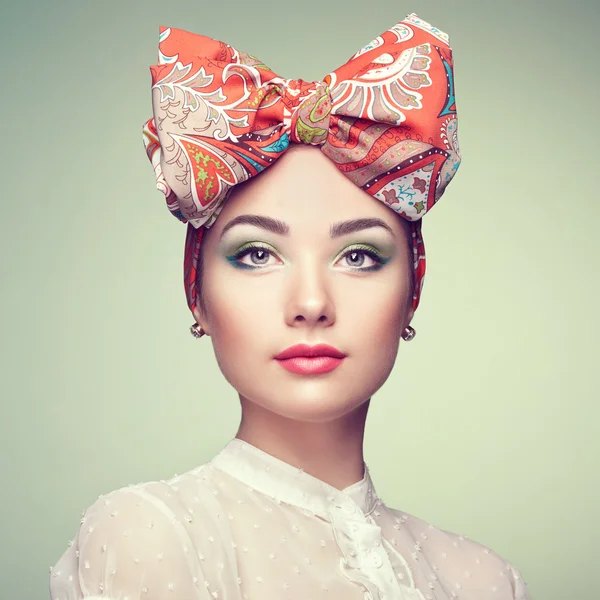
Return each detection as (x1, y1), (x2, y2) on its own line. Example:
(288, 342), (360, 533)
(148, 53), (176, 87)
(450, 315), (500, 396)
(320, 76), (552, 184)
(510, 563), (532, 600)
(50, 486), (214, 600)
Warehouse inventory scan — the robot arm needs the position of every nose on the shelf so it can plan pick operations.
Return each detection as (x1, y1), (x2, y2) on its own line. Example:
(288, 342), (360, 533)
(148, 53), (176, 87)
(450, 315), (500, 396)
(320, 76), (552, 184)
(284, 258), (336, 329)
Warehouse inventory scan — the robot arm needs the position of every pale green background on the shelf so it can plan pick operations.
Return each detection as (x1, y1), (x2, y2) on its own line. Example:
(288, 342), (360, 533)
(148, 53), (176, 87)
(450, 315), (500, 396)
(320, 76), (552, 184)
(1, 0), (598, 598)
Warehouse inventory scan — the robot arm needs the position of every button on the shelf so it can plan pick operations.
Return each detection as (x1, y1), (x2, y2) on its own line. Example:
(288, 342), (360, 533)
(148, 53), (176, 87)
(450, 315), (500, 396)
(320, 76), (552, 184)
(342, 502), (355, 515)
(369, 551), (383, 568)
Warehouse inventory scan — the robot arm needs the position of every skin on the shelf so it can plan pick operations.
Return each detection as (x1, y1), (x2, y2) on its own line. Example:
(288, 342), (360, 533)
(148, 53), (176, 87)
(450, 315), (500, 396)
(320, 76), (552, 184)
(192, 143), (415, 491)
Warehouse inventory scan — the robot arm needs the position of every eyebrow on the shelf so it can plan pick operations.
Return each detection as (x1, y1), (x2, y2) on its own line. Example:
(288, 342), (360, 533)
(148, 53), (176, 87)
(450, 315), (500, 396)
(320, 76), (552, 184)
(219, 214), (395, 240)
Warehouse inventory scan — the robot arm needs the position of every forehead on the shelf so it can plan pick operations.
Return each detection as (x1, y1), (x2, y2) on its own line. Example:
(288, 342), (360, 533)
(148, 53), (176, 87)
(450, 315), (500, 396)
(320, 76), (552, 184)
(212, 144), (408, 236)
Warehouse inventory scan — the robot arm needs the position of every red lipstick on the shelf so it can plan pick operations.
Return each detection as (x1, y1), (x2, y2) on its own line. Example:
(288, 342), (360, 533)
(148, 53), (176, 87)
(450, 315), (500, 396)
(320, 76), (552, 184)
(274, 344), (346, 375)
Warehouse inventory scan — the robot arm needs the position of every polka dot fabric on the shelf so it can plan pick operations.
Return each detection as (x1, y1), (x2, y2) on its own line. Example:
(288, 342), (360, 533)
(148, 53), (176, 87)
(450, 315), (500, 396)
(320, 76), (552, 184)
(141, 13), (462, 314)
(50, 439), (530, 600)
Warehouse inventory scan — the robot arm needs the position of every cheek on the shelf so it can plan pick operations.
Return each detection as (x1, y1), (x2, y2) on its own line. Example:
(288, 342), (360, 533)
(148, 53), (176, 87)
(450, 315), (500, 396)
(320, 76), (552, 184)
(205, 279), (283, 402)
(205, 273), (279, 361)
(355, 281), (406, 363)
(352, 268), (408, 326)
(376, 292), (406, 336)
(207, 301), (256, 391)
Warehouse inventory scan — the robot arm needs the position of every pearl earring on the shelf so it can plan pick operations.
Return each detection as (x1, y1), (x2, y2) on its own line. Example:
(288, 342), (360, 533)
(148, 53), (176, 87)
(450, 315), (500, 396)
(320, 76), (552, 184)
(190, 323), (206, 338)
(191, 323), (415, 341)
(402, 326), (416, 341)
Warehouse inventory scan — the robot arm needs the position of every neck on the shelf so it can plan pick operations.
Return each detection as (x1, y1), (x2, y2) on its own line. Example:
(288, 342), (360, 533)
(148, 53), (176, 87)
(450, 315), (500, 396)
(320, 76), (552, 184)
(235, 397), (370, 491)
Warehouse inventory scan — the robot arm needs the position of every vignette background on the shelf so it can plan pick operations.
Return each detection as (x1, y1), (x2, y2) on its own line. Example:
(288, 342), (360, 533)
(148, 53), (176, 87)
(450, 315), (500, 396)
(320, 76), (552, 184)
(1, 0), (598, 598)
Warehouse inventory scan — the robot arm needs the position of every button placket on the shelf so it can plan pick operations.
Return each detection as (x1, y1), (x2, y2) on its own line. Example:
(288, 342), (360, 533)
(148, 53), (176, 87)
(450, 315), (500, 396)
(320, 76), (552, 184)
(333, 499), (426, 598)
(342, 502), (356, 516)
(328, 504), (367, 571)
(367, 548), (383, 569)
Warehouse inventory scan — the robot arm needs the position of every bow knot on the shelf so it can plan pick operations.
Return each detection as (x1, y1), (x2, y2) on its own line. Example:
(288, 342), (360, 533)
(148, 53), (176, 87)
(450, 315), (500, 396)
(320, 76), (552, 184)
(279, 79), (332, 146)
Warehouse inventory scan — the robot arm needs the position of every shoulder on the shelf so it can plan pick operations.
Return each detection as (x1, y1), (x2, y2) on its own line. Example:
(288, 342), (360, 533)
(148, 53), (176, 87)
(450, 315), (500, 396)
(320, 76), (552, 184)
(383, 506), (530, 599)
(51, 464), (232, 600)
(78, 463), (225, 560)
(83, 464), (213, 521)
(79, 464), (214, 542)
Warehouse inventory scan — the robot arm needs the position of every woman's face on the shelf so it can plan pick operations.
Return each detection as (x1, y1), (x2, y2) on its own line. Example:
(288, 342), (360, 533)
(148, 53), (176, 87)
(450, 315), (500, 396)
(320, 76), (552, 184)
(193, 144), (415, 423)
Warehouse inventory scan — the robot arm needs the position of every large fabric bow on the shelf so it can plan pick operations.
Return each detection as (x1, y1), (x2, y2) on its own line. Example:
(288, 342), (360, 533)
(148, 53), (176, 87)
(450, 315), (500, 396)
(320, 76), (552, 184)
(142, 13), (461, 313)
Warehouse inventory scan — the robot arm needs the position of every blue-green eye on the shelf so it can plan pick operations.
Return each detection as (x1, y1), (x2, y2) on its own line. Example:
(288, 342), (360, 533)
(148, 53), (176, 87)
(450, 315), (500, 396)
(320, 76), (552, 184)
(226, 243), (388, 271)
(337, 244), (387, 271)
(226, 242), (278, 270)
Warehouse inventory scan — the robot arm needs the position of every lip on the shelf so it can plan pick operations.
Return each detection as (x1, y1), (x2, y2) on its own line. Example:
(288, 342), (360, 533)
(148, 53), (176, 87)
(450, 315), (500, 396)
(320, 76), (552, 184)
(274, 344), (346, 360)
(275, 356), (345, 375)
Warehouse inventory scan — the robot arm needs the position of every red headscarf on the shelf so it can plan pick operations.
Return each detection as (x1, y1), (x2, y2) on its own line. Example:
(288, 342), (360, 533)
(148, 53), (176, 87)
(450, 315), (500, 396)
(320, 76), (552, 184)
(142, 13), (460, 313)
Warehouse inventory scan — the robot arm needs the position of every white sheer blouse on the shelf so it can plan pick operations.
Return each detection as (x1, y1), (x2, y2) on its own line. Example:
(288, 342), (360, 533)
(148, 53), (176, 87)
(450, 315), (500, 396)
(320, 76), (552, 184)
(50, 438), (531, 599)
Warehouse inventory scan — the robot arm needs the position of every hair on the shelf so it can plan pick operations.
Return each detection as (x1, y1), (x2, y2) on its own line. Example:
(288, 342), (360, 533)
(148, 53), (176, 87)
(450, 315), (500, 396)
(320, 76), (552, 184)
(194, 214), (416, 318)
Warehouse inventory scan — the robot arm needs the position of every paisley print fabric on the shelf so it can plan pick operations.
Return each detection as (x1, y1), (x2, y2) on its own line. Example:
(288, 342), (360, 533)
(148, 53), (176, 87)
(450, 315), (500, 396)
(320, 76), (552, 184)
(142, 13), (461, 313)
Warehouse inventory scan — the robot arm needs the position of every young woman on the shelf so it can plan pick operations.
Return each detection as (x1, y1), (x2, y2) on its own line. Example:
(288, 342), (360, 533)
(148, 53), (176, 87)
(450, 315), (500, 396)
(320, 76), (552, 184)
(50, 13), (531, 600)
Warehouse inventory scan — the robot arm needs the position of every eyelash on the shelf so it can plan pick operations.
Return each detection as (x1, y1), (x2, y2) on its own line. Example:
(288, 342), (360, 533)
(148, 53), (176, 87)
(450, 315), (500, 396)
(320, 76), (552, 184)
(228, 243), (386, 272)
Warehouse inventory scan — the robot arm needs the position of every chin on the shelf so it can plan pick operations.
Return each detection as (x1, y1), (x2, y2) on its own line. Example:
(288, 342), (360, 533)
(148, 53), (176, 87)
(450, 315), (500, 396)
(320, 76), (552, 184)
(261, 395), (368, 423)
(222, 356), (395, 417)
(256, 377), (376, 417)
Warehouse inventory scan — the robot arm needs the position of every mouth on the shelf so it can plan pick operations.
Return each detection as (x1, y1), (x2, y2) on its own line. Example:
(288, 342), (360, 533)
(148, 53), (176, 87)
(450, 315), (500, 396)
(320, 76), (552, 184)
(273, 344), (347, 375)
(274, 343), (346, 360)
(275, 355), (345, 375)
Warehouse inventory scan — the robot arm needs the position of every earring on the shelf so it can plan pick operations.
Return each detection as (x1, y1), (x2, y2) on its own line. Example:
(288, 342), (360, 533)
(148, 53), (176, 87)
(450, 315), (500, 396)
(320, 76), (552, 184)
(402, 326), (416, 341)
(190, 323), (206, 339)
(192, 322), (413, 340)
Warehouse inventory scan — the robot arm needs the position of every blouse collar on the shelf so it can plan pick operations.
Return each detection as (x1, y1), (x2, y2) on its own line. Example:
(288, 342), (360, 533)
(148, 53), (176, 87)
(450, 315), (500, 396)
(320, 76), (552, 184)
(208, 438), (379, 518)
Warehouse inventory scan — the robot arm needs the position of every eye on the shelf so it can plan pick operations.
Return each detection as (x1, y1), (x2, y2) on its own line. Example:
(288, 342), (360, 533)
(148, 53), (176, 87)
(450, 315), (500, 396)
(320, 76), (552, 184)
(336, 245), (385, 271)
(230, 243), (280, 269)
(229, 243), (386, 271)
